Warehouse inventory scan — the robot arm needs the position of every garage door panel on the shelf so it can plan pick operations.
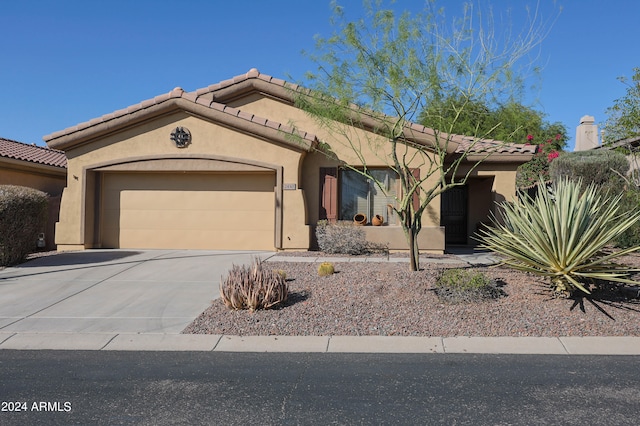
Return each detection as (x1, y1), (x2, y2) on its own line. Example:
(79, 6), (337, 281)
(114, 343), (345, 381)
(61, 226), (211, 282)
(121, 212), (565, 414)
(118, 229), (275, 250)
(106, 173), (273, 192)
(116, 189), (274, 210)
(101, 172), (276, 250)
(114, 208), (274, 231)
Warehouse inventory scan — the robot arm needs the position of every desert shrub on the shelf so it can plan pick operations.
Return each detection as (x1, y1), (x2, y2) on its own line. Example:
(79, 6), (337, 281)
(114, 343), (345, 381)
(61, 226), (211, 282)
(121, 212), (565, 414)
(220, 259), (288, 311)
(616, 189), (640, 248)
(477, 177), (640, 296)
(318, 262), (335, 277)
(0, 185), (48, 266)
(549, 150), (629, 194)
(315, 220), (388, 255)
(434, 268), (503, 303)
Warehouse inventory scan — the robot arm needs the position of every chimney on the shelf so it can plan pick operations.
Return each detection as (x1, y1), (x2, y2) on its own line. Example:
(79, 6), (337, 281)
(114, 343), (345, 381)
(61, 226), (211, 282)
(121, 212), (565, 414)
(574, 115), (600, 151)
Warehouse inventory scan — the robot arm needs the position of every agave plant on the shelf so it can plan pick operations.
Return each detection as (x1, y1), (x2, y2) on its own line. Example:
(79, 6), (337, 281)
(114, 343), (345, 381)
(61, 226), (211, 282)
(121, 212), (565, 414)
(477, 177), (640, 296)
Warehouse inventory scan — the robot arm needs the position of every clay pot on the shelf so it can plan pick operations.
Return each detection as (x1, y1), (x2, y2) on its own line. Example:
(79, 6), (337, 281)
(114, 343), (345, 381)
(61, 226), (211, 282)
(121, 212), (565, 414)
(353, 213), (367, 225)
(372, 214), (384, 226)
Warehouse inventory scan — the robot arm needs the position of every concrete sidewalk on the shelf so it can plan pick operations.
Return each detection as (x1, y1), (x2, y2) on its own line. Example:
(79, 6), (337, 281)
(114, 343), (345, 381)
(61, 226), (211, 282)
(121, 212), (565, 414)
(2, 249), (639, 354)
(262, 248), (502, 266)
(2, 332), (640, 355)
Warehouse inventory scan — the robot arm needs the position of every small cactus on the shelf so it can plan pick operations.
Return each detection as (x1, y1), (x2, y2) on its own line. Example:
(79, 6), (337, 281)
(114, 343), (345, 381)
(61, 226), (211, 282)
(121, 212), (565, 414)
(318, 262), (335, 277)
(274, 269), (287, 280)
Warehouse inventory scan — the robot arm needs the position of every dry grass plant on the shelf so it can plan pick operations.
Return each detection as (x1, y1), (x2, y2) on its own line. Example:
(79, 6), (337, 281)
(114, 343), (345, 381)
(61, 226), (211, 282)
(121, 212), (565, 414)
(220, 259), (288, 312)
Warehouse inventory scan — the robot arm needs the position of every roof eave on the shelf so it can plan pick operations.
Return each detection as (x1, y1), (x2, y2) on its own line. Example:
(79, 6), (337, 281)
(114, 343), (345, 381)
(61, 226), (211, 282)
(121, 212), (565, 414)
(201, 72), (455, 153)
(463, 153), (535, 163)
(0, 156), (67, 176)
(45, 97), (317, 153)
(199, 77), (298, 105)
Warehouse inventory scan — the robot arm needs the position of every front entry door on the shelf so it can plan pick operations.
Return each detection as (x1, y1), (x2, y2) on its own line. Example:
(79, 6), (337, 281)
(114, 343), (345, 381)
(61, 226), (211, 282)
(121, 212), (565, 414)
(441, 186), (468, 245)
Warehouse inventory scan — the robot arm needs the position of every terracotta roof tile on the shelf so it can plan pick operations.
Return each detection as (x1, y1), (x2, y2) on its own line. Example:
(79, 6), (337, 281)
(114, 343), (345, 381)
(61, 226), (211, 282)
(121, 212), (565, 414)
(207, 100), (224, 110)
(140, 99), (155, 108)
(43, 68), (526, 156)
(265, 120), (281, 130)
(190, 69), (531, 156)
(454, 137), (536, 155)
(246, 68), (260, 78)
(0, 137), (67, 168)
(252, 116), (267, 126)
(237, 110), (254, 121)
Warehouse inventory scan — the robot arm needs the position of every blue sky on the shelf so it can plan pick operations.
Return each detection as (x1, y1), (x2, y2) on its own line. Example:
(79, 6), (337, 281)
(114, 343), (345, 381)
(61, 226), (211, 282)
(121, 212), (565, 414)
(1, 0), (638, 150)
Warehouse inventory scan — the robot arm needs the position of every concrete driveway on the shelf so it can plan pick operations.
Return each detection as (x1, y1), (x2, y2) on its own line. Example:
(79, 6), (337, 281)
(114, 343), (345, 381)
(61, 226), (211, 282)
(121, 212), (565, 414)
(0, 250), (272, 334)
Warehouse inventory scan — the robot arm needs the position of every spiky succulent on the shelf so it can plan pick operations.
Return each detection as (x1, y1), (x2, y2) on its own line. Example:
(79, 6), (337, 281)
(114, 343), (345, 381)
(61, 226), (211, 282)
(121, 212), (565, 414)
(477, 177), (640, 295)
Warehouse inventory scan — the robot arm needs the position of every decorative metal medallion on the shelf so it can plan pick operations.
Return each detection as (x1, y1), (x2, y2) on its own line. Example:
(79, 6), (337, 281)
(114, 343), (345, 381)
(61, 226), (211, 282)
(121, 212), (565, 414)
(170, 127), (191, 148)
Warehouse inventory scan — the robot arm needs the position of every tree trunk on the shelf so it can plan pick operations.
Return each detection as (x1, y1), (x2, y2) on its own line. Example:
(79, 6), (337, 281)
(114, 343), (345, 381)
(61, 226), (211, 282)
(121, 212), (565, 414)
(408, 227), (419, 271)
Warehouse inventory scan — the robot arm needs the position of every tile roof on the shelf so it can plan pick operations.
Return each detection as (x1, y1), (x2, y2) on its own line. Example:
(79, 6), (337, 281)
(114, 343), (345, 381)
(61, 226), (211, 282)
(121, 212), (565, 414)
(192, 69), (535, 156)
(44, 68), (533, 158)
(192, 68), (297, 100)
(0, 137), (67, 168)
(44, 84), (318, 149)
(454, 137), (537, 155)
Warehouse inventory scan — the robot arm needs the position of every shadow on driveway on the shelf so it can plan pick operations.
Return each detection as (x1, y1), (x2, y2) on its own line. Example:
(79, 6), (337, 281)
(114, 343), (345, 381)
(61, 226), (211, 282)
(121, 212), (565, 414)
(19, 251), (143, 267)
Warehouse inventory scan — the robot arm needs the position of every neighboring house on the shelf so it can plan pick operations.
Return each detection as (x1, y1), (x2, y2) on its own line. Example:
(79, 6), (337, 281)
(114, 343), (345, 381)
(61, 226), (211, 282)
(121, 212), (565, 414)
(0, 137), (67, 250)
(44, 69), (534, 253)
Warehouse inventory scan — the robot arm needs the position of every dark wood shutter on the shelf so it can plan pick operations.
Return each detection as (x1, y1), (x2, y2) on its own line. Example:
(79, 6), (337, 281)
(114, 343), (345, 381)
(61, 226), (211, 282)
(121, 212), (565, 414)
(320, 167), (338, 222)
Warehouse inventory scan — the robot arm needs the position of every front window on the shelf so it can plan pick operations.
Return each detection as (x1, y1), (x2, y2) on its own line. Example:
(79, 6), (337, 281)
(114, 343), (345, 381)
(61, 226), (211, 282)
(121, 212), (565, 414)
(339, 169), (398, 224)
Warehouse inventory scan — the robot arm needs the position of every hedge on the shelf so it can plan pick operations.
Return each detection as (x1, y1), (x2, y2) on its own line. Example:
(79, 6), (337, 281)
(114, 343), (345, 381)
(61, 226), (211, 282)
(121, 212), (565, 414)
(549, 150), (629, 193)
(0, 185), (48, 266)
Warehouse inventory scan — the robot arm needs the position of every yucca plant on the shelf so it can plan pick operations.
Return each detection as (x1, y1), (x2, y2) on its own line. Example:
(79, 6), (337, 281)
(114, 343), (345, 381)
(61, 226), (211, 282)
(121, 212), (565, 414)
(477, 177), (640, 296)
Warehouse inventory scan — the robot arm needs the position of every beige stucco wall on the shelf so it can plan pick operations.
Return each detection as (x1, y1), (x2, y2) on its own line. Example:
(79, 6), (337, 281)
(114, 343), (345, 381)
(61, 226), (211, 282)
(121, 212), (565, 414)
(233, 95), (446, 251)
(55, 111), (310, 250)
(0, 160), (66, 196)
(233, 94), (527, 251)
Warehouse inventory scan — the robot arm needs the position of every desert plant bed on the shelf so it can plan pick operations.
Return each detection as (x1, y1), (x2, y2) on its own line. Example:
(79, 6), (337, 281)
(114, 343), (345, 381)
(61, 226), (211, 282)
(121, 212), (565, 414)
(184, 254), (640, 337)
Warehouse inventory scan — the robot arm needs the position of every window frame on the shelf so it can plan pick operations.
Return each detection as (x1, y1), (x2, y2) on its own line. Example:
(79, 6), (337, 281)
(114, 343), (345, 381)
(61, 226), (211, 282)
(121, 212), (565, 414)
(320, 166), (415, 226)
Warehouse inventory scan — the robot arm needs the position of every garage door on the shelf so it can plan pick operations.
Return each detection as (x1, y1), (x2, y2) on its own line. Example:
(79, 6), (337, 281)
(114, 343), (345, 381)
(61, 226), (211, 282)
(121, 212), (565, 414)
(100, 171), (275, 250)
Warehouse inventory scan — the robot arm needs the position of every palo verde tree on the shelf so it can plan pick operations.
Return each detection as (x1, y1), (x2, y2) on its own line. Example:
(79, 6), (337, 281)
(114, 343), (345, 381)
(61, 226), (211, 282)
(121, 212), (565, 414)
(296, 0), (557, 271)
(603, 67), (640, 144)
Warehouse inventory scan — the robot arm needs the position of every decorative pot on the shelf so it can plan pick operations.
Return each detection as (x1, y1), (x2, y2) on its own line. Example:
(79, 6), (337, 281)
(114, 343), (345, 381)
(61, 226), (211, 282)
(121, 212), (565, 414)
(372, 214), (384, 226)
(353, 213), (367, 226)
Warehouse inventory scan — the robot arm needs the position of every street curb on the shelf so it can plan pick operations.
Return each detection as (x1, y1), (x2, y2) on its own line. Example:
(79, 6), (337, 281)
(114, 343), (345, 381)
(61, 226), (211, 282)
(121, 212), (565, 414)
(2, 333), (640, 354)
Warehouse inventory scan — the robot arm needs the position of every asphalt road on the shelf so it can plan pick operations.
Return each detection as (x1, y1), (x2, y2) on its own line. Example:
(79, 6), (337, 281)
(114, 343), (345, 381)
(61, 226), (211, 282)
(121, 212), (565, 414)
(1, 351), (639, 425)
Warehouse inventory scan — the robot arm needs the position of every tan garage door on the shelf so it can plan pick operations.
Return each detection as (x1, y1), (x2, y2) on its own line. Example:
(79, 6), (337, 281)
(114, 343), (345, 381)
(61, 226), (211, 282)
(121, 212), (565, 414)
(100, 171), (275, 250)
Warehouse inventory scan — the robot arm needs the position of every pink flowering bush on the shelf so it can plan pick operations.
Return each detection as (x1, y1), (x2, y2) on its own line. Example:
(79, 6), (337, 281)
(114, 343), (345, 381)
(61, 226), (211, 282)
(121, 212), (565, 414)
(516, 133), (565, 188)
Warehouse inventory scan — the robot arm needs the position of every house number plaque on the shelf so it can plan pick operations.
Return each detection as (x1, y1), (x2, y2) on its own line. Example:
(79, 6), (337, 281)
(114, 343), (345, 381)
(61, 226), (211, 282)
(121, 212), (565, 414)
(170, 127), (191, 148)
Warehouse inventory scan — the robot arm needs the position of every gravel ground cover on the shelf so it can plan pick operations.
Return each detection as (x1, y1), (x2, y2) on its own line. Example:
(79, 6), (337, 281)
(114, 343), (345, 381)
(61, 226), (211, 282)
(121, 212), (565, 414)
(184, 253), (640, 337)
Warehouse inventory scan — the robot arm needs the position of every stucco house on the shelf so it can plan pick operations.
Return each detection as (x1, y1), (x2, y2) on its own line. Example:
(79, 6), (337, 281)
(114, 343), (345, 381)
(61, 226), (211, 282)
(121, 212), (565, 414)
(0, 137), (67, 250)
(44, 69), (534, 253)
